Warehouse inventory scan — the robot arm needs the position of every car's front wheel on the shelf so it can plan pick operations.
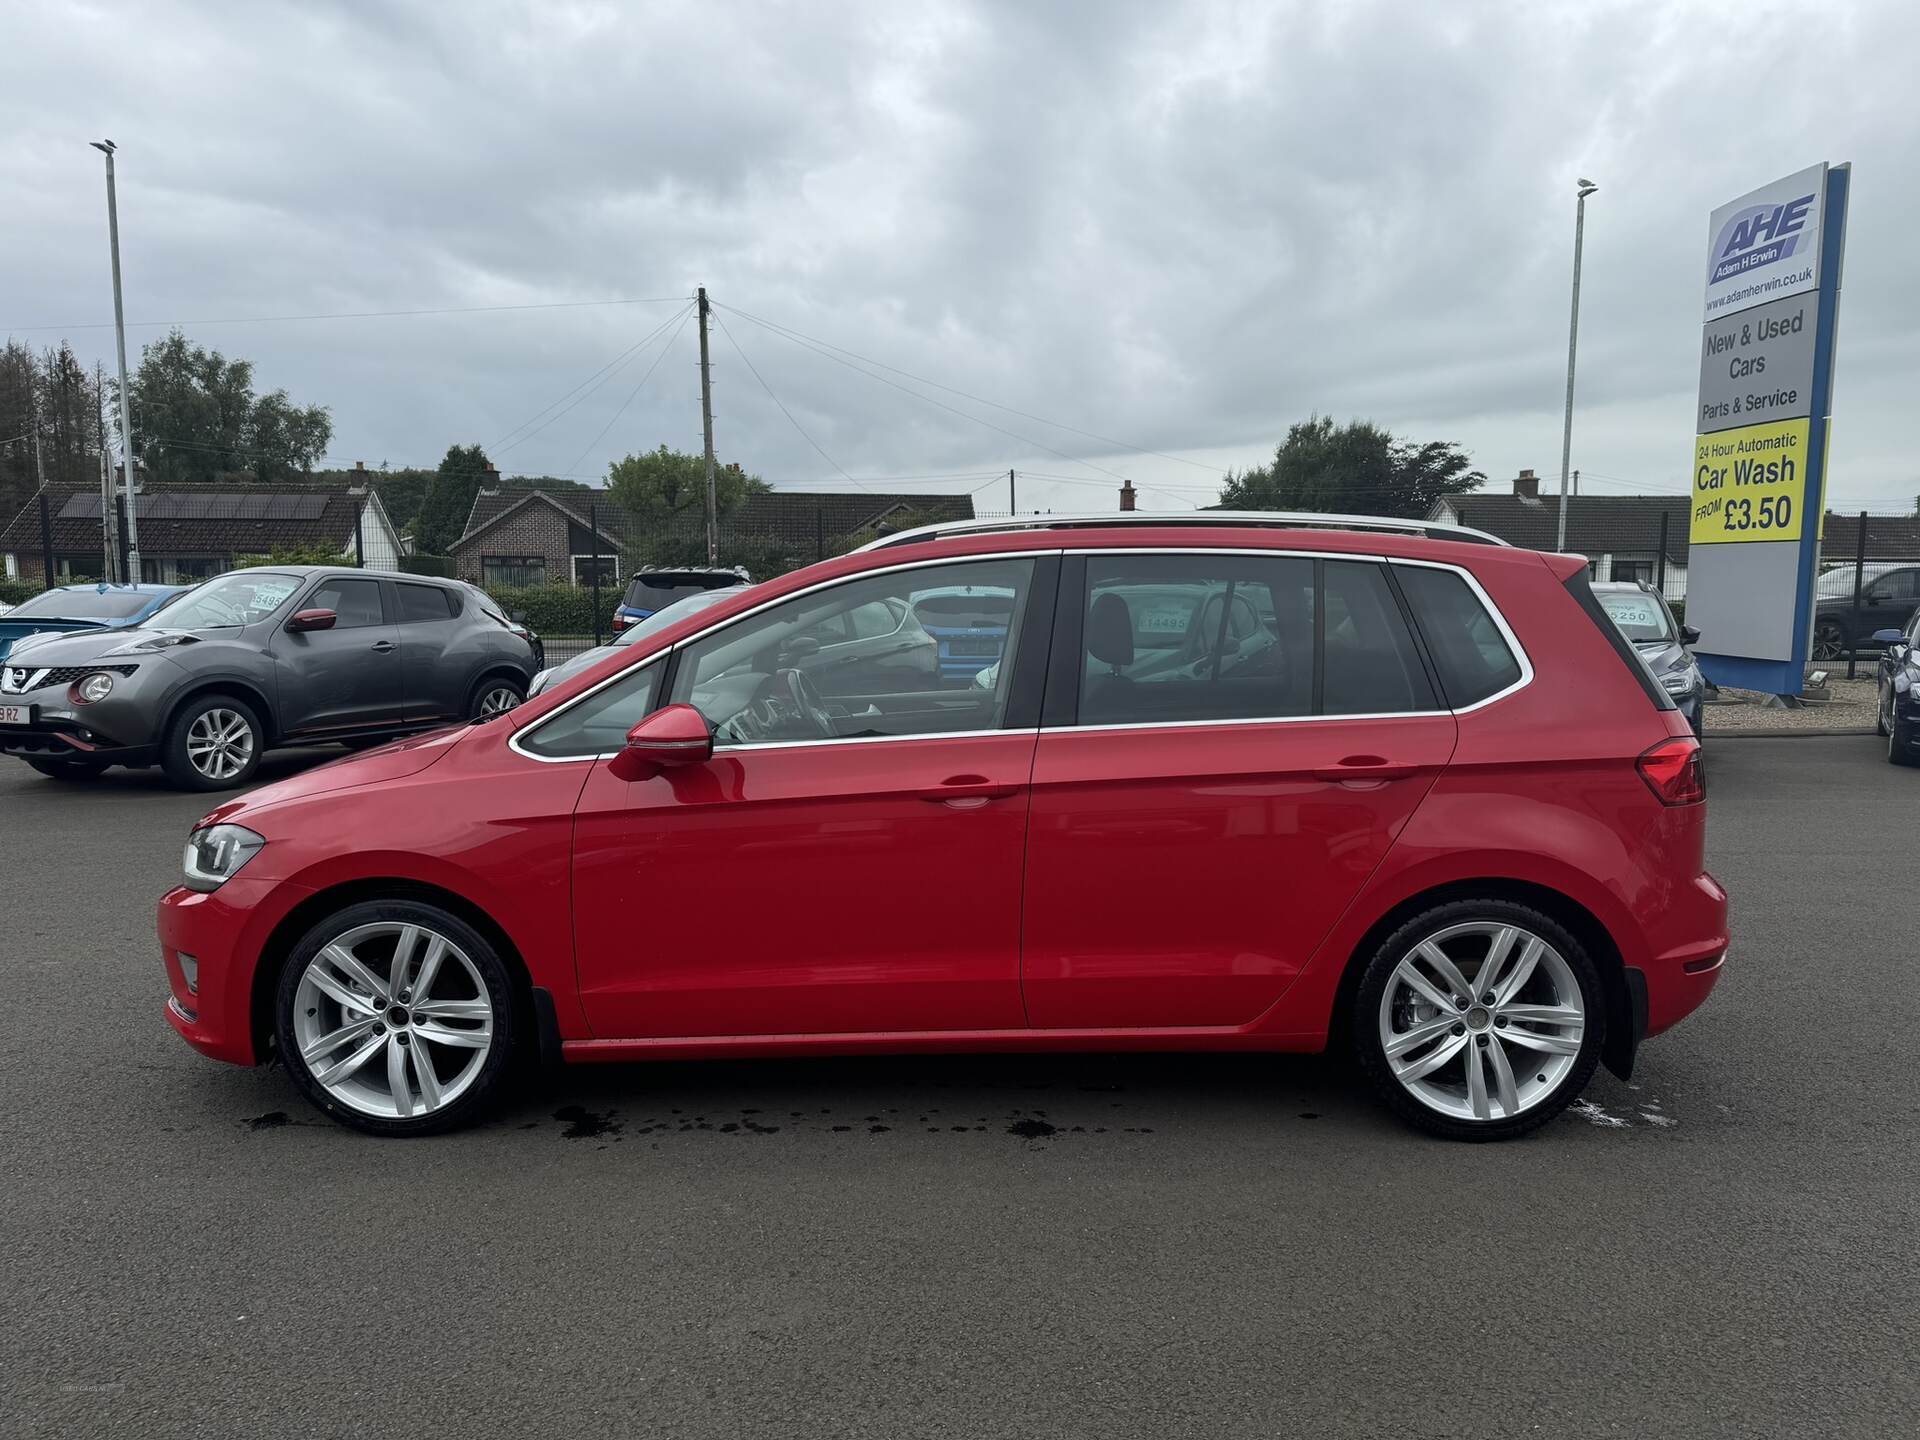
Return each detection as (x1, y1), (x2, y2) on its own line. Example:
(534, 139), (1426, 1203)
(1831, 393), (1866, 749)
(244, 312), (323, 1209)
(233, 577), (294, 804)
(467, 675), (525, 720)
(1353, 900), (1605, 1141)
(277, 900), (518, 1135)
(1812, 620), (1845, 661)
(162, 694), (264, 791)
(1889, 702), (1918, 767)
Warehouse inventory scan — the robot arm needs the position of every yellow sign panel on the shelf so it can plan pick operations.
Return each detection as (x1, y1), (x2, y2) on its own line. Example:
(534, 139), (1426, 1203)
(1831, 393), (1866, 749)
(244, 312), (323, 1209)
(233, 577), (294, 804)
(1689, 417), (1812, 544)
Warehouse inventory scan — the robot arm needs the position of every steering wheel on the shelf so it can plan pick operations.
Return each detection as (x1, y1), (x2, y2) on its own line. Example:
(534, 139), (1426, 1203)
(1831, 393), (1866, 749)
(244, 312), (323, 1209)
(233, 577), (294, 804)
(775, 667), (836, 738)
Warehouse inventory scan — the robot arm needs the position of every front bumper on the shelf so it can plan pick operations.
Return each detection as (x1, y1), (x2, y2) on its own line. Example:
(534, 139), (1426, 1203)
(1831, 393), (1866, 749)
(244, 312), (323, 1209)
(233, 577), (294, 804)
(0, 666), (173, 762)
(159, 875), (313, 1066)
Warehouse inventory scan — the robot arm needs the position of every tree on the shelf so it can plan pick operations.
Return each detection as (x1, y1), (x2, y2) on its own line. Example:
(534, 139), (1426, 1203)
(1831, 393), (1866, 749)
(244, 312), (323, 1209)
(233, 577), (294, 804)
(117, 330), (331, 484)
(1219, 416), (1485, 518)
(606, 446), (767, 530)
(411, 444), (495, 556)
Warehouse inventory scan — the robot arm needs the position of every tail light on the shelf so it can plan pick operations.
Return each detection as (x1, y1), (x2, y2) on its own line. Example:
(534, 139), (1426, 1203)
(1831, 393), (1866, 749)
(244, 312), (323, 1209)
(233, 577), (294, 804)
(1637, 736), (1705, 805)
(610, 614), (629, 632)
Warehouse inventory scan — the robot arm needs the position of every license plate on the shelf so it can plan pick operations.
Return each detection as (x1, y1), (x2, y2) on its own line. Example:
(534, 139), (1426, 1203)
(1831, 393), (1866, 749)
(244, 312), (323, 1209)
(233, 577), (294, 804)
(0, 704), (32, 727)
(949, 637), (999, 657)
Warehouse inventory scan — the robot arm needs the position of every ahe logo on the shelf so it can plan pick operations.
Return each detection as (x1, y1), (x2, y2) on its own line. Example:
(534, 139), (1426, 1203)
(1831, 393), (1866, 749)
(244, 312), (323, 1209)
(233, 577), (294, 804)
(1709, 193), (1815, 284)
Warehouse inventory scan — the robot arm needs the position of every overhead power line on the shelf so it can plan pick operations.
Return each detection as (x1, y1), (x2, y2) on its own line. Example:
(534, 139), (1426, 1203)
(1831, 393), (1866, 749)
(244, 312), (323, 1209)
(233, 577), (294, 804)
(4, 296), (692, 333)
(491, 302), (694, 457)
(716, 301), (1228, 477)
(710, 308), (860, 488)
(562, 306), (696, 478)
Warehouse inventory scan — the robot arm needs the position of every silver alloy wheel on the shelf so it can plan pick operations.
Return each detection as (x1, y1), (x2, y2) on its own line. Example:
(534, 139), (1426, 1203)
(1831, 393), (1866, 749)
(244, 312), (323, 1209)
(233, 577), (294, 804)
(291, 921), (495, 1120)
(477, 685), (520, 716)
(185, 706), (256, 782)
(1378, 921), (1586, 1123)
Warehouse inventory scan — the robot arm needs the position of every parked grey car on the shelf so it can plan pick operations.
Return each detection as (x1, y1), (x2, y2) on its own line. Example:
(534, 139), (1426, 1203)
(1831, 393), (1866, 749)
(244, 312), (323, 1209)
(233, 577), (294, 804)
(0, 567), (538, 790)
(528, 585), (748, 696)
(1593, 581), (1703, 734)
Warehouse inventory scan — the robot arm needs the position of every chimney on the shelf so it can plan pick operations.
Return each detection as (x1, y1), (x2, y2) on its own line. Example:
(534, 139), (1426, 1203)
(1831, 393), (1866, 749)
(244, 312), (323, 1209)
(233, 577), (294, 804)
(352, 460), (367, 475)
(1118, 480), (1137, 512)
(1514, 468), (1540, 501)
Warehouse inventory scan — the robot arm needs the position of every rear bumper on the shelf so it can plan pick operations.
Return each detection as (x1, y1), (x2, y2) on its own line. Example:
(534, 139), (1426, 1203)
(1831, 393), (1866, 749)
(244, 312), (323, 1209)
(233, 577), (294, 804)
(1641, 871), (1729, 1038)
(158, 876), (313, 1066)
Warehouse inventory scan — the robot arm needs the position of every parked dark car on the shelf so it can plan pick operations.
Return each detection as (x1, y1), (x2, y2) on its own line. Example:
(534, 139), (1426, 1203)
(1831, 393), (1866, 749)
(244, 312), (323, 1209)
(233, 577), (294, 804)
(1872, 612), (1920, 766)
(0, 567), (538, 790)
(1593, 582), (1704, 734)
(1813, 562), (1920, 659)
(611, 567), (748, 634)
(0, 582), (186, 663)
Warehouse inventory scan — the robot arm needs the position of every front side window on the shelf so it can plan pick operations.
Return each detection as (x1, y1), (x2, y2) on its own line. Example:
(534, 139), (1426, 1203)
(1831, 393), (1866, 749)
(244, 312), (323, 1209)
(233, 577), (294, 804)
(1868, 569), (1917, 604)
(306, 577), (385, 628)
(519, 662), (663, 759)
(668, 558), (1035, 745)
(1077, 554), (1315, 726)
(1395, 564), (1523, 707)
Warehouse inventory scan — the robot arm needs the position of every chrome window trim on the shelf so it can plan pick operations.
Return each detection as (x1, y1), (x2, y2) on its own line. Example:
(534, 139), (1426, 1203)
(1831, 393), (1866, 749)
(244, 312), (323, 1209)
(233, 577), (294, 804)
(507, 550), (1045, 764)
(506, 545), (1532, 764)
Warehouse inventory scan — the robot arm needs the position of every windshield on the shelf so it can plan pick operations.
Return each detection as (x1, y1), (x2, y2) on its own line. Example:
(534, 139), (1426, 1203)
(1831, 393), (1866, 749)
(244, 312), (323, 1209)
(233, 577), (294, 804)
(614, 585), (746, 646)
(155, 572), (302, 629)
(1598, 590), (1673, 643)
(7, 587), (157, 621)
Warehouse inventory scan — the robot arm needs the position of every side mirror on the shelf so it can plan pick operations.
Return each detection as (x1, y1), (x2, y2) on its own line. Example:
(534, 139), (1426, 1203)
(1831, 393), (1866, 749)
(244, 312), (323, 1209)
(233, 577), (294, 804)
(287, 608), (337, 633)
(1870, 628), (1908, 648)
(608, 703), (712, 781)
(780, 635), (822, 661)
(1679, 623), (1701, 646)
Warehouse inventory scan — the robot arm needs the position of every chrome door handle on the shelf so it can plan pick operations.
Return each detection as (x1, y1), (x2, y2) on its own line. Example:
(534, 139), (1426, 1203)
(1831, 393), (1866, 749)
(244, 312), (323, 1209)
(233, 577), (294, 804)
(371, 640), (396, 653)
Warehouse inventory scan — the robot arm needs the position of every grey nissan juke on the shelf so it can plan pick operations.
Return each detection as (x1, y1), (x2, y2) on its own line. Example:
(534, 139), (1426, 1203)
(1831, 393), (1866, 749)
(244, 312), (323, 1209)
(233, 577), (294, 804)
(0, 567), (539, 791)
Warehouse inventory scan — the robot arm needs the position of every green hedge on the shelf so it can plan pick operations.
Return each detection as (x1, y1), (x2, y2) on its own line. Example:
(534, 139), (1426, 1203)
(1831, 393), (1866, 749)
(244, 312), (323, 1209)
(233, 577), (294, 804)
(401, 554), (454, 577)
(0, 578), (42, 606)
(480, 584), (622, 637)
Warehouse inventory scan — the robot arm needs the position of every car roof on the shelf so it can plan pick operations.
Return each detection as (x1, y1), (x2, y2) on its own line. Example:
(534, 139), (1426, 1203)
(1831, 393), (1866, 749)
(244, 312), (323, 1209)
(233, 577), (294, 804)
(855, 510), (1508, 553)
(223, 564), (456, 585)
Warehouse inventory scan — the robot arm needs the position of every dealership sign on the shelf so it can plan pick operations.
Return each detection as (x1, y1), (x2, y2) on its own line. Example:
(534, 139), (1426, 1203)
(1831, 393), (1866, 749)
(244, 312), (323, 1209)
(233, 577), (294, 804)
(1686, 164), (1849, 689)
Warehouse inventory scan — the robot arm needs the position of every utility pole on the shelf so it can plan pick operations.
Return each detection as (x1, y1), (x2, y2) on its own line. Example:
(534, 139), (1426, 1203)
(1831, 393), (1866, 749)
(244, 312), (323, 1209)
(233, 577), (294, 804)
(30, 386), (54, 584)
(1556, 178), (1598, 553)
(95, 363), (117, 582)
(93, 139), (141, 580)
(1008, 469), (1016, 515)
(696, 286), (718, 565)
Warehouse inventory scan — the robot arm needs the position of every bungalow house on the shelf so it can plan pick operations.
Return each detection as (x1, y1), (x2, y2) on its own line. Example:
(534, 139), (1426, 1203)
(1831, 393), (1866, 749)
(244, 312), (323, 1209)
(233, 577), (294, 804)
(1428, 470), (1692, 593)
(0, 478), (404, 586)
(448, 483), (976, 587)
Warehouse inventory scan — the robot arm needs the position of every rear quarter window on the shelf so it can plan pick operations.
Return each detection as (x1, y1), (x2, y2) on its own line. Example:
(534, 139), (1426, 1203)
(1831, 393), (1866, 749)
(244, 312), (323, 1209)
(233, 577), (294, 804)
(1394, 565), (1523, 708)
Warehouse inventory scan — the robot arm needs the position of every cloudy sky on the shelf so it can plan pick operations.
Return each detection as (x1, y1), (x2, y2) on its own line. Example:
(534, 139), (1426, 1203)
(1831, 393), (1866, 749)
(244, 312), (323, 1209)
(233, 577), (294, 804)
(4, 0), (1916, 515)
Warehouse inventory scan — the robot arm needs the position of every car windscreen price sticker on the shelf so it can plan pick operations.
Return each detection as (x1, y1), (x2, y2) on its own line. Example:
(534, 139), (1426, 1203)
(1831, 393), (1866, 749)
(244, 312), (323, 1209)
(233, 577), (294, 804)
(1689, 416), (1811, 544)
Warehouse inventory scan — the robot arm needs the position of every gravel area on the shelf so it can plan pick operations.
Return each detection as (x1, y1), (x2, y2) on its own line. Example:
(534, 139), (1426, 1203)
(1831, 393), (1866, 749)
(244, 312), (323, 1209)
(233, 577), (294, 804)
(1704, 674), (1879, 733)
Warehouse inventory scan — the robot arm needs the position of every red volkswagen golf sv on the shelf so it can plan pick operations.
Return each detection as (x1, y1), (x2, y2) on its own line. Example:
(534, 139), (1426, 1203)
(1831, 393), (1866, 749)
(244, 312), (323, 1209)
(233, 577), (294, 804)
(158, 514), (1726, 1140)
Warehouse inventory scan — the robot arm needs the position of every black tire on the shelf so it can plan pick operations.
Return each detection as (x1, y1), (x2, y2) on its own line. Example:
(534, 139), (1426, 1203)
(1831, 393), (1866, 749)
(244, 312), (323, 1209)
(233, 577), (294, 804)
(161, 693), (265, 791)
(276, 899), (519, 1136)
(1812, 621), (1845, 661)
(1890, 709), (1919, 768)
(1876, 686), (1890, 738)
(466, 673), (526, 720)
(1352, 898), (1607, 1142)
(25, 756), (109, 781)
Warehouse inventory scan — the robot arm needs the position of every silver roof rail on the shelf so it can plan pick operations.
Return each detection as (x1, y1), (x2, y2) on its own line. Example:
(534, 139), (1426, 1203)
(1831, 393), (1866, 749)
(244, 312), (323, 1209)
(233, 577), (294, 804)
(852, 510), (1510, 553)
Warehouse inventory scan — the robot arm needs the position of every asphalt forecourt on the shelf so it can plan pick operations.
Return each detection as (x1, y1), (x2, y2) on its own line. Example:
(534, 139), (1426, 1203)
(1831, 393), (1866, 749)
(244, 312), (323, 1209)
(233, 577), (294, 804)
(1, 735), (1913, 1437)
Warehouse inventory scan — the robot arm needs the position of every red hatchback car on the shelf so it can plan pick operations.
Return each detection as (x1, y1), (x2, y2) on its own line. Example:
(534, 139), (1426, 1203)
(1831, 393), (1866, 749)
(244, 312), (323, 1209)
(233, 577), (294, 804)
(159, 514), (1726, 1140)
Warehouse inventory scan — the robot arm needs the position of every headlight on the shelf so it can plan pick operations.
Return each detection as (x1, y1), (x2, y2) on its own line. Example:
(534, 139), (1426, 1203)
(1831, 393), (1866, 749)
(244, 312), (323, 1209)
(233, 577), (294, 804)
(1660, 669), (1698, 695)
(182, 824), (266, 892)
(75, 671), (115, 703)
(528, 667), (552, 695)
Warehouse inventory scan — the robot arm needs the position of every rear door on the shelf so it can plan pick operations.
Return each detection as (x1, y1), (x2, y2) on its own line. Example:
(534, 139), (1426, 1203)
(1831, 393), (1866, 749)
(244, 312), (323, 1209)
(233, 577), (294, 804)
(1020, 550), (1457, 1029)
(391, 580), (470, 724)
(275, 575), (403, 736)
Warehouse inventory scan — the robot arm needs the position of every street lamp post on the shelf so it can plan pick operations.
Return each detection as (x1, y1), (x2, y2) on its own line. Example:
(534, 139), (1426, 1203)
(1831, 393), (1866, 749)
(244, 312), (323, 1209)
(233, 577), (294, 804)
(91, 139), (141, 580)
(1556, 178), (1598, 553)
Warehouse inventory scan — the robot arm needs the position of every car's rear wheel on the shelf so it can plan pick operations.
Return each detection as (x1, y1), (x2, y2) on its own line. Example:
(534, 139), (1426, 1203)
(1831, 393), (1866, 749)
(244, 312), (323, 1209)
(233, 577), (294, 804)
(25, 755), (108, 781)
(276, 900), (517, 1136)
(467, 675), (524, 719)
(1353, 900), (1605, 1141)
(1812, 620), (1845, 661)
(162, 694), (264, 791)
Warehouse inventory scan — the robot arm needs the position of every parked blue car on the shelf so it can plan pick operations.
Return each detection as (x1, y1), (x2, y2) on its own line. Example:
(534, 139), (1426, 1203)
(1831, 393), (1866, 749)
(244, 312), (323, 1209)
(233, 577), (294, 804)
(910, 583), (1018, 684)
(0, 582), (186, 664)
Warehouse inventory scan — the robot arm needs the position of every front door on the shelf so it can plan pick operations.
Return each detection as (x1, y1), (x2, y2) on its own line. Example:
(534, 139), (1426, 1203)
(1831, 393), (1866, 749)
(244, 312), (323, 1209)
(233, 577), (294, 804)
(563, 554), (1054, 1039)
(1021, 551), (1458, 1029)
(274, 575), (403, 736)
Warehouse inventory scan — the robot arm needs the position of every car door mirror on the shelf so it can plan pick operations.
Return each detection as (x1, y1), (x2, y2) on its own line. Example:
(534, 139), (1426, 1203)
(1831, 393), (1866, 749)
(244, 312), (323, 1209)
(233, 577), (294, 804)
(1679, 623), (1700, 646)
(608, 703), (713, 780)
(287, 608), (337, 633)
(1870, 628), (1907, 648)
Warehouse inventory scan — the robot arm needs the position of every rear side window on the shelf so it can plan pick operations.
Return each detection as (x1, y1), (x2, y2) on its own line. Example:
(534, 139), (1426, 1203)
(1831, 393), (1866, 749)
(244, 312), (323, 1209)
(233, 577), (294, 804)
(1323, 561), (1436, 715)
(396, 583), (457, 623)
(1394, 565), (1523, 707)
